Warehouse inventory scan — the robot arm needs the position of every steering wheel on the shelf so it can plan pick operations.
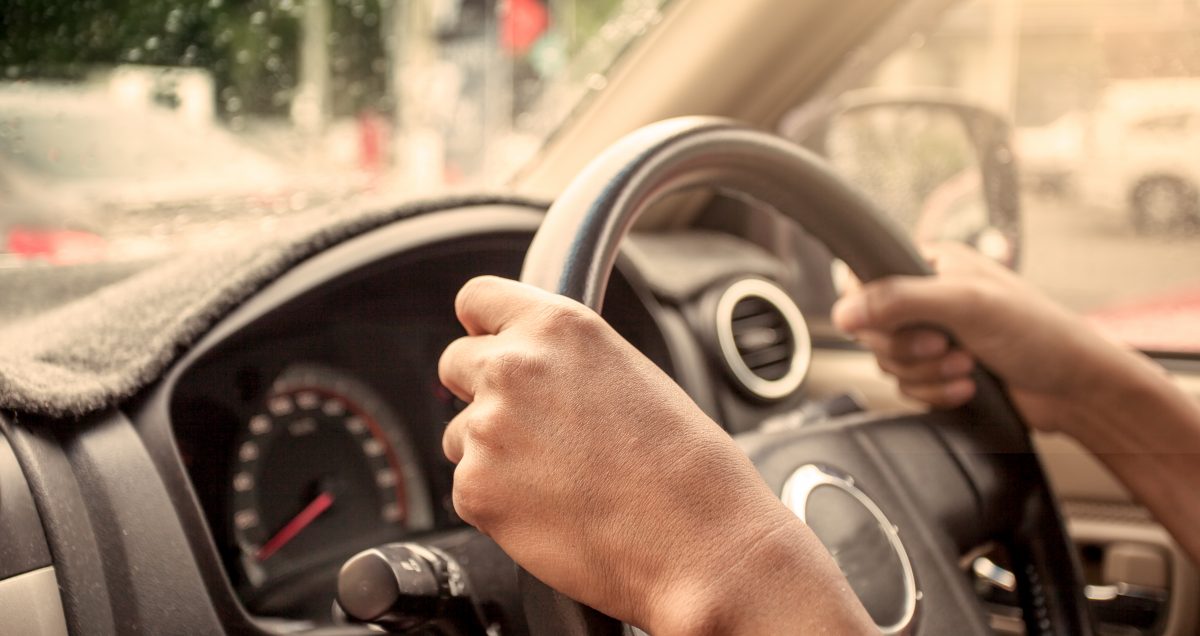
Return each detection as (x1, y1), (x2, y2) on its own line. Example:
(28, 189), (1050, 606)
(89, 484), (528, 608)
(517, 117), (1094, 635)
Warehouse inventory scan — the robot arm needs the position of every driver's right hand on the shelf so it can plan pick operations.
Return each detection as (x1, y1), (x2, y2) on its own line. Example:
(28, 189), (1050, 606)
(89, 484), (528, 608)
(438, 276), (874, 635)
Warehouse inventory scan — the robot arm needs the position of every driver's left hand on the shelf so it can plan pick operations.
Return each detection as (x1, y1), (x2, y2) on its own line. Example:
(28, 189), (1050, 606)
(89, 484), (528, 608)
(438, 276), (873, 635)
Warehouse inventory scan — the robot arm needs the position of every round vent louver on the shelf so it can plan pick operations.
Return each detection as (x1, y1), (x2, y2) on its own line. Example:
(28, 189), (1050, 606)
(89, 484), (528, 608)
(715, 279), (812, 400)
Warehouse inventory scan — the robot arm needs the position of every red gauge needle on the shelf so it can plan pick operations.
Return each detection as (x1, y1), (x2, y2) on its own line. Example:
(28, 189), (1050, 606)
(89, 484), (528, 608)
(255, 491), (335, 562)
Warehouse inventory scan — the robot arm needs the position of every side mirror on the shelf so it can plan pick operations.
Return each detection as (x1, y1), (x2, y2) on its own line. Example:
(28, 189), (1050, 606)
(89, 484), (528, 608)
(808, 89), (1021, 269)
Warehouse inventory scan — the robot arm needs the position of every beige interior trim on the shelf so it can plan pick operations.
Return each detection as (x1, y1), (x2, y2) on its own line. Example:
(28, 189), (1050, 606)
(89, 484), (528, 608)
(1171, 367), (1200, 399)
(0, 567), (68, 636)
(807, 347), (922, 412)
(1069, 517), (1199, 636)
(810, 347), (1200, 503)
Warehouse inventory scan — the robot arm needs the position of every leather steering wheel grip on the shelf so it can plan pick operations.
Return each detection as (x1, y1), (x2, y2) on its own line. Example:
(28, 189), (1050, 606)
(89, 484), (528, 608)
(517, 117), (1092, 635)
(521, 116), (930, 308)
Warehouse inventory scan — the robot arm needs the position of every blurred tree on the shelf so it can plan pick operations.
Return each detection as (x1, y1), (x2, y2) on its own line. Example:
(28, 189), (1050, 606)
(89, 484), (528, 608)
(0, 0), (374, 119)
(327, 0), (388, 117)
(553, 0), (624, 54)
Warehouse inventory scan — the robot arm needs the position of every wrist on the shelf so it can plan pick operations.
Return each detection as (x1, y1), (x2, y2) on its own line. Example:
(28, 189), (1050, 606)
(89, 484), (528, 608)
(1051, 336), (1173, 446)
(642, 506), (872, 635)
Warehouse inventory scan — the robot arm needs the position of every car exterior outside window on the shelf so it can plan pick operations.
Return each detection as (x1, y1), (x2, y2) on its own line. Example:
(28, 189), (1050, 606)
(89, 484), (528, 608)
(0, 0), (667, 269)
(821, 0), (1200, 355)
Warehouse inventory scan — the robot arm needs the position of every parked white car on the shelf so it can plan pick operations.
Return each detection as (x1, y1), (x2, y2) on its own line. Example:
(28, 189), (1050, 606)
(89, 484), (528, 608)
(1075, 78), (1200, 234)
(1014, 110), (1085, 197)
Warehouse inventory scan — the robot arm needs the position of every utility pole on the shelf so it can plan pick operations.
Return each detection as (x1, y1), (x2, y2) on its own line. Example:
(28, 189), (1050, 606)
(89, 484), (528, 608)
(295, 0), (331, 133)
(386, 0), (445, 188)
(387, 0), (439, 130)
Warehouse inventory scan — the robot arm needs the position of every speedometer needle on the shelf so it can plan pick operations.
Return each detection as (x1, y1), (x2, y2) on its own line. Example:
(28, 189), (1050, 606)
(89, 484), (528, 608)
(255, 491), (336, 562)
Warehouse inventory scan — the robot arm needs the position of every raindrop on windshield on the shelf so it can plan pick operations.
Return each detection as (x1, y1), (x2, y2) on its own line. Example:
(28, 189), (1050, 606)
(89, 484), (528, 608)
(165, 8), (185, 34)
(289, 192), (310, 212)
(585, 74), (608, 91)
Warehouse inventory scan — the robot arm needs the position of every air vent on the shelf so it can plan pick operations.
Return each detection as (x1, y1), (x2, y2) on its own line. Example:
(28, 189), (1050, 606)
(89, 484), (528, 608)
(715, 279), (811, 400)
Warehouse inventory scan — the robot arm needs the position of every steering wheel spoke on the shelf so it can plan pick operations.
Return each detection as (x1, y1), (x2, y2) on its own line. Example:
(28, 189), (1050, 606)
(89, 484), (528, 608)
(740, 411), (992, 633)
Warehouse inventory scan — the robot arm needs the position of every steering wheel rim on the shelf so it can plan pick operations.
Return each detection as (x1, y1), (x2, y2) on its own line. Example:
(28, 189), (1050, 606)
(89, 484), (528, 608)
(518, 117), (1093, 635)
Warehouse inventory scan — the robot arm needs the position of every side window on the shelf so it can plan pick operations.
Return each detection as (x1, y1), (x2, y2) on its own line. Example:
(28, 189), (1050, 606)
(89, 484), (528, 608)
(820, 0), (1200, 355)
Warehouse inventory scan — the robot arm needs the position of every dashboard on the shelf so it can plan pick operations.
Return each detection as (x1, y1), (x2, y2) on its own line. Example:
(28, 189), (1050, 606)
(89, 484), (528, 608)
(166, 210), (691, 626)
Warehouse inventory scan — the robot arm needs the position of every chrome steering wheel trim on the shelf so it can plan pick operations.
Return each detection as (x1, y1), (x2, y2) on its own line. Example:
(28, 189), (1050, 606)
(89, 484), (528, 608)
(782, 464), (918, 634)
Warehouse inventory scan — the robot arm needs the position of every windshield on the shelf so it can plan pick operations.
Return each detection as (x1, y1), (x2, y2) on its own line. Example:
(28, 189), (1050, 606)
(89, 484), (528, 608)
(2, 100), (281, 181)
(0, 0), (667, 265)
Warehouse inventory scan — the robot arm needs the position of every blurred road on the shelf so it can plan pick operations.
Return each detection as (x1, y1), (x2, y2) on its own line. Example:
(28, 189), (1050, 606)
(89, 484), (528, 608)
(1020, 193), (1200, 313)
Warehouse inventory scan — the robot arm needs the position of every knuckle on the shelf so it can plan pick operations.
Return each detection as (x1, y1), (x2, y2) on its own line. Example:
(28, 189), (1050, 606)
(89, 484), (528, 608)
(441, 434), (460, 463)
(863, 280), (901, 324)
(884, 358), (924, 383)
(452, 467), (497, 529)
(903, 382), (953, 408)
(536, 300), (599, 337)
(455, 276), (495, 317)
(481, 348), (545, 390)
(463, 404), (508, 445)
(881, 333), (911, 360)
(875, 353), (898, 376)
(940, 242), (974, 259)
(899, 382), (935, 405)
(454, 277), (481, 310)
(959, 279), (999, 311)
(437, 337), (467, 381)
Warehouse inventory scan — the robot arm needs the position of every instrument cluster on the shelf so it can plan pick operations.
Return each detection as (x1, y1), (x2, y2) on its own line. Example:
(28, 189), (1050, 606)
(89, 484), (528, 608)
(168, 234), (676, 623)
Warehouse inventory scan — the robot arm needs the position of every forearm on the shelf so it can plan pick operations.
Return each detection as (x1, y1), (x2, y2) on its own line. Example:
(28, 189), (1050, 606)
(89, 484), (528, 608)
(1062, 345), (1200, 564)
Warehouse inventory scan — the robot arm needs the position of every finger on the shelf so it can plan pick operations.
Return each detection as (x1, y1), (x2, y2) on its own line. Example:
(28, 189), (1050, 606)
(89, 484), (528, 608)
(832, 275), (978, 334)
(438, 334), (495, 403)
(443, 402), (491, 464)
(898, 377), (977, 409)
(443, 413), (466, 463)
(442, 402), (495, 465)
(449, 452), (497, 532)
(856, 328), (950, 363)
(455, 276), (560, 336)
(919, 242), (993, 275)
(836, 261), (862, 295)
(877, 350), (975, 384)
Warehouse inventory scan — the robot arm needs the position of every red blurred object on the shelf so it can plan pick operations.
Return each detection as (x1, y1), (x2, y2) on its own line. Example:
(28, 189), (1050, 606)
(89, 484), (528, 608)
(500, 0), (549, 54)
(357, 109), (389, 178)
(1088, 286), (1200, 353)
(6, 226), (108, 264)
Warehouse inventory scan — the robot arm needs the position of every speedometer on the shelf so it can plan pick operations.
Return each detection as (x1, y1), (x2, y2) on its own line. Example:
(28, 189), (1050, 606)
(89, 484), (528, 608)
(228, 364), (432, 587)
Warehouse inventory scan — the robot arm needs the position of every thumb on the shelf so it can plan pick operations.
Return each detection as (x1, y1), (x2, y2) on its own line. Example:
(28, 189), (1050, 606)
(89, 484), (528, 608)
(832, 275), (975, 334)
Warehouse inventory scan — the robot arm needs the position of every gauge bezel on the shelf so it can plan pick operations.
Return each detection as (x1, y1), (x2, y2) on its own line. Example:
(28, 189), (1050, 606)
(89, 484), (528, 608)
(227, 364), (434, 587)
